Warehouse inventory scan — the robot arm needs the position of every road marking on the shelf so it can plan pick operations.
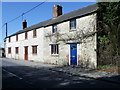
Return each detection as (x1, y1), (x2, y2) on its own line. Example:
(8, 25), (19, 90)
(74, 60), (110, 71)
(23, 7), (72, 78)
(3, 69), (23, 80)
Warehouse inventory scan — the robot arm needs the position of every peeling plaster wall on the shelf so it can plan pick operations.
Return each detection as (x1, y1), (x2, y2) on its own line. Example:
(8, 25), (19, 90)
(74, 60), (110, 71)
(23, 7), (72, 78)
(77, 13), (97, 68)
(5, 13), (97, 68)
(44, 13), (97, 68)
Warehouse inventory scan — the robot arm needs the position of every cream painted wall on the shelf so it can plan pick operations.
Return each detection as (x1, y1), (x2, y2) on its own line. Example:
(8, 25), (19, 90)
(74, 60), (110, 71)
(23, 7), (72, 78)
(5, 13), (97, 68)
(5, 28), (44, 62)
(43, 13), (97, 68)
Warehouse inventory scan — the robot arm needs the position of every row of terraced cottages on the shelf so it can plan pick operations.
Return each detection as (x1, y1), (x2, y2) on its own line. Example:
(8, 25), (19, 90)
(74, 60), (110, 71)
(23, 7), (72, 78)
(4, 4), (98, 69)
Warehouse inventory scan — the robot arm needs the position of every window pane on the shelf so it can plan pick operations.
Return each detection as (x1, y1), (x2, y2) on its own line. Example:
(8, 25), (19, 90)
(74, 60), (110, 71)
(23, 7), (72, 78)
(33, 30), (37, 37)
(51, 44), (59, 55)
(53, 45), (54, 54)
(16, 35), (18, 41)
(35, 46), (37, 53)
(32, 47), (34, 54)
(32, 46), (37, 54)
(51, 45), (53, 54)
(25, 32), (27, 39)
(73, 20), (76, 28)
(70, 19), (76, 30)
(57, 44), (59, 54)
(54, 45), (56, 54)
(15, 47), (19, 54)
(8, 47), (11, 54)
(9, 37), (11, 42)
(52, 25), (57, 33)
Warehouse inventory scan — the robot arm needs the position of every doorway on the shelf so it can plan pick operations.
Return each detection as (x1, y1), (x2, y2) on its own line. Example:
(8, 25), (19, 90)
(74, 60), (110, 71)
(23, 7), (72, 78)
(70, 44), (77, 65)
(24, 46), (28, 60)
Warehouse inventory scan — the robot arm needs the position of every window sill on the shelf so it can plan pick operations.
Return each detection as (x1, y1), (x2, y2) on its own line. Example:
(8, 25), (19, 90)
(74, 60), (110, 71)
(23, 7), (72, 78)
(69, 29), (76, 32)
(32, 53), (37, 55)
(33, 36), (37, 38)
(52, 32), (57, 35)
(51, 54), (59, 56)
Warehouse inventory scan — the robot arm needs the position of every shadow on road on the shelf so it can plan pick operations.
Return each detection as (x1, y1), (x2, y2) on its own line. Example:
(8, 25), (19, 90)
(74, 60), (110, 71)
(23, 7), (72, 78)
(2, 65), (120, 89)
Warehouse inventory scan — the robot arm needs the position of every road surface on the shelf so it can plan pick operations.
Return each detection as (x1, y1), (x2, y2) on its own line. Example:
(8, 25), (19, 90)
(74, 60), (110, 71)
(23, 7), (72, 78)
(2, 58), (120, 88)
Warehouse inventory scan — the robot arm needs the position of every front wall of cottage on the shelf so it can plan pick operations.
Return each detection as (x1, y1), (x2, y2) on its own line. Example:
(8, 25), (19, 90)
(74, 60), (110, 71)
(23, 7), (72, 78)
(78, 14), (97, 68)
(5, 28), (44, 62)
(43, 22), (70, 65)
(44, 13), (97, 68)
(5, 13), (97, 68)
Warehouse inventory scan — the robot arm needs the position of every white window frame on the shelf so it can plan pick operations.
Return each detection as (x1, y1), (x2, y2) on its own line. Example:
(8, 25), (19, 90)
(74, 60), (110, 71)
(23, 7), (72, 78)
(32, 45), (37, 55)
(51, 44), (59, 55)
(70, 19), (76, 30)
(52, 24), (57, 33)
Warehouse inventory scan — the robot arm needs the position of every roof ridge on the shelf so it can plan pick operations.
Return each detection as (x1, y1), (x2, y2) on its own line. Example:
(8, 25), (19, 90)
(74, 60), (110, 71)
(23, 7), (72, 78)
(58, 3), (97, 18)
(24, 3), (98, 30)
(6, 3), (98, 38)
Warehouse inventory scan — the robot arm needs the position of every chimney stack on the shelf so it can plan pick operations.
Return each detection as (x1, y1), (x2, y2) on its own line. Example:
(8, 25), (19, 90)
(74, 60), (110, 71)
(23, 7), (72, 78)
(22, 20), (27, 29)
(52, 5), (62, 18)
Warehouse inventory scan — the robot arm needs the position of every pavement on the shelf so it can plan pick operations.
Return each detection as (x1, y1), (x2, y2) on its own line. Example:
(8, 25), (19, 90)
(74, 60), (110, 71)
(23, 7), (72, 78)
(1, 58), (56, 68)
(1, 58), (120, 85)
(49, 66), (120, 85)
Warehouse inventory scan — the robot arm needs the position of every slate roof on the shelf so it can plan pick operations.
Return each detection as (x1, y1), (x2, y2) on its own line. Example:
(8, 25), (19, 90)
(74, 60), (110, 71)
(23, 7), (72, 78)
(7, 3), (98, 38)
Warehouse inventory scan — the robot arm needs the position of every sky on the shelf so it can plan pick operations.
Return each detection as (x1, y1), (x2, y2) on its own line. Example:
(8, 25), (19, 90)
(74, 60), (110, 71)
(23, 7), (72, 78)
(1, 2), (96, 47)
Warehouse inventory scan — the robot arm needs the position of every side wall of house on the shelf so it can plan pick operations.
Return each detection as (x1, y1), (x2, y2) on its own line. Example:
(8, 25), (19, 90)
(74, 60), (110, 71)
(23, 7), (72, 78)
(5, 28), (44, 62)
(43, 13), (97, 68)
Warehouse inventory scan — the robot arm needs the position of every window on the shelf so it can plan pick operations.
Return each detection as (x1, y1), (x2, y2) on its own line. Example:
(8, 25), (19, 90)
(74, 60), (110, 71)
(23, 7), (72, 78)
(16, 34), (18, 41)
(52, 24), (57, 33)
(15, 47), (19, 54)
(70, 19), (76, 30)
(33, 29), (37, 38)
(51, 44), (59, 55)
(8, 37), (11, 42)
(8, 47), (11, 54)
(32, 46), (37, 54)
(25, 32), (28, 39)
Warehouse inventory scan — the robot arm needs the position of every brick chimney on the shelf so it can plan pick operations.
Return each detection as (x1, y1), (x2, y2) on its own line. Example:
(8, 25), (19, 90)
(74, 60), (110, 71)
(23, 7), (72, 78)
(22, 20), (27, 29)
(52, 5), (62, 18)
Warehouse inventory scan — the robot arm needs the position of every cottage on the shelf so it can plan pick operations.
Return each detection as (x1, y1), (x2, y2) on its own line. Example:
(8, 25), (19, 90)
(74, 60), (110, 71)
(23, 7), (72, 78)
(4, 4), (98, 68)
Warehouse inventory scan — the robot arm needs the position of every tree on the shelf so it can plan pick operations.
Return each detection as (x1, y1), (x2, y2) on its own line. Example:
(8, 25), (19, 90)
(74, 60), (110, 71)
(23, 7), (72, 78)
(97, 2), (120, 65)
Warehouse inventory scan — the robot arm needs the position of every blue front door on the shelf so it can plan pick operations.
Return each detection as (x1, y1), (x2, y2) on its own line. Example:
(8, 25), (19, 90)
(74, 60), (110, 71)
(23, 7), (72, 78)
(70, 44), (77, 65)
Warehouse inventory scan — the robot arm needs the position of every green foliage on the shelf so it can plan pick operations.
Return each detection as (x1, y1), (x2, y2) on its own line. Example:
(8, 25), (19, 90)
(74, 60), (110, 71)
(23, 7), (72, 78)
(98, 35), (110, 44)
(98, 2), (120, 26)
(98, 65), (111, 69)
(97, 2), (120, 66)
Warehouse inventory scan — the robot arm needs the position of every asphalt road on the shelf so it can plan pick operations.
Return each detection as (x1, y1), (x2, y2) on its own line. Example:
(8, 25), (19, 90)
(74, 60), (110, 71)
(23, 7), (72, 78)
(2, 58), (120, 89)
